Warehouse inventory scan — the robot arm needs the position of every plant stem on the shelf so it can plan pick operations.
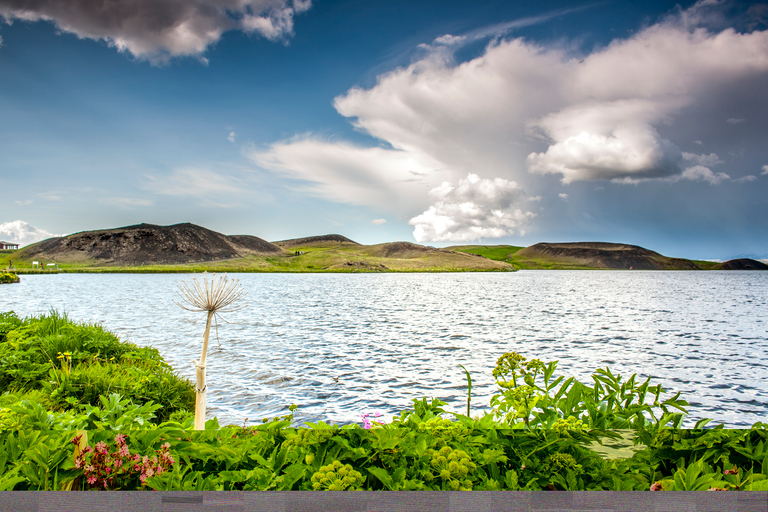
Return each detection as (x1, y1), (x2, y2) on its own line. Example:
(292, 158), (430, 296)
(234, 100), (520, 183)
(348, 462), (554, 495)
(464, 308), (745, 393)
(194, 310), (214, 430)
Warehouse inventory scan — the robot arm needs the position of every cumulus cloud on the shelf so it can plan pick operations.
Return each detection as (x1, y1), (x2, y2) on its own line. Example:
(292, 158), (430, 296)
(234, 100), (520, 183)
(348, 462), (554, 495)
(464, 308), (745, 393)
(408, 174), (534, 243)
(762, 165), (768, 175)
(371, 218), (387, 225)
(433, 34), (466, 46)
(0, 220), (65, 247)
(558, 193), (569, 200)
(228, 131), (237, 143)
(0, 0), (312, 61)
(332, 2), (768, 187)
(676, 165), (730, 185)
(251, 1), (768, 241)
(734, 175), (757, 183)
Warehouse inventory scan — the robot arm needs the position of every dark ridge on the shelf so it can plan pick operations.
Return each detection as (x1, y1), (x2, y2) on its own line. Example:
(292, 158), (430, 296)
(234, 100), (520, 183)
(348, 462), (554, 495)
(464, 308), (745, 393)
(17, 223), (282, 266)
(227, 235), (283, 254)
(368, 241), (438, 258)
(713, 258), (768, 270)
(272, 234), (360, 247)
(517, 242), (700, 270)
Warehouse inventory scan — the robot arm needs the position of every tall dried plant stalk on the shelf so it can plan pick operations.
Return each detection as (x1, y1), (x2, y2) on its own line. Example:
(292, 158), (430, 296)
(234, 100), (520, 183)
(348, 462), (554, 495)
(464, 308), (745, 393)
(175, 272), (246, 430)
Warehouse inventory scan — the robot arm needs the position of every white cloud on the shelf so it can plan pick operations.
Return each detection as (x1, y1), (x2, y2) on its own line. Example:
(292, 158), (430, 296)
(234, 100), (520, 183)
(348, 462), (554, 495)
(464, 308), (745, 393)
(408, 174), (534, 243)
(734, 175), (757, 183)
(97, 197), (154, 209)
(762, 165), (768, 175)
(141, 168), (243, 198)
(0, 0), (312, 62)
(433, 34), (466, 46)
(0, 220), (65, 247)
(332, 3), (768, 187)
(676, 165), (730, 185)
(371, 218), (387, 225)
(15, 199), (33, 206)
(726, 118), (746, 124)
(228, 131), (237, 143)
(558, 193), (569, 200)
(248, 1), (768, 241)
(250, 137), (447, 214)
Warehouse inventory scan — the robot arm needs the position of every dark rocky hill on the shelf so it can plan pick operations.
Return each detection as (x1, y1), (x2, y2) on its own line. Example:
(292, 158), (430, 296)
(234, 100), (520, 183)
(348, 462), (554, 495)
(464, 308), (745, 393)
(272, 234), (360, 248)
(713, 258), (768, 270)
(17, 223), (283, 266)
(368, 241), (441, 258)
(515, 242), (700, 270)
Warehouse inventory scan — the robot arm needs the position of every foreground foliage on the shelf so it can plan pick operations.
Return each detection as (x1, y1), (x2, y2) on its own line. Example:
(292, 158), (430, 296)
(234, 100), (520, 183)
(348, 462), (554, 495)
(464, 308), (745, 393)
(0, 273), (19, 284)
(0, 312), (766, 491)
(0, 311), (194, 423)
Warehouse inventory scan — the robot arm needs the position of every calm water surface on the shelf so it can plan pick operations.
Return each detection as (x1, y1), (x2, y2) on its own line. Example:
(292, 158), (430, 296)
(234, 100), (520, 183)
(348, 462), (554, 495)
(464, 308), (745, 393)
(2, 271), (766, 427)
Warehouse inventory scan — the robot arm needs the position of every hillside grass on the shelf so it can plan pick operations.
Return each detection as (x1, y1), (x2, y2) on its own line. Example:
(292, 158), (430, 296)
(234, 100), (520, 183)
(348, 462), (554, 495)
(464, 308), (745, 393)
(449, 245), (598, 269)
(1, 244), (515, 273)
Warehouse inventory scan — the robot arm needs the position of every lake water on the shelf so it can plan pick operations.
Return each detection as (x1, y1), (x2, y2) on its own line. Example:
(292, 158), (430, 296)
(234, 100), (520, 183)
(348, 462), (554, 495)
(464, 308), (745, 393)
(2, 271), (766, 427)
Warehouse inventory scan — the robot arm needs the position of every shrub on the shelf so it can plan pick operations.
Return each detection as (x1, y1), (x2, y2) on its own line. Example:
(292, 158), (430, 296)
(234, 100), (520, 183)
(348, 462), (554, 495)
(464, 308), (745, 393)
(0, 311), (194, 422)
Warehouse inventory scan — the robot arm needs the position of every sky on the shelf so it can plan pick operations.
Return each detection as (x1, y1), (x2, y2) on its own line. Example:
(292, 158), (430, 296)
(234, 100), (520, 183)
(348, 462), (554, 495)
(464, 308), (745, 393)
(1, 0), (767, 260)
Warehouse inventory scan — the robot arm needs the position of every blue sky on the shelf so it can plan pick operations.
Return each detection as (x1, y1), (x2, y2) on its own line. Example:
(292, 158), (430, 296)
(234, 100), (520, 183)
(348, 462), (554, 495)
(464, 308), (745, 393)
(1, 0), (767, 260)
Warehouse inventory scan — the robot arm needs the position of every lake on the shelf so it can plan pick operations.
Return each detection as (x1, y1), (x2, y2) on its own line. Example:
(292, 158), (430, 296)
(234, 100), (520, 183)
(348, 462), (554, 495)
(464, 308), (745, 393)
(2, 271), (766, 427)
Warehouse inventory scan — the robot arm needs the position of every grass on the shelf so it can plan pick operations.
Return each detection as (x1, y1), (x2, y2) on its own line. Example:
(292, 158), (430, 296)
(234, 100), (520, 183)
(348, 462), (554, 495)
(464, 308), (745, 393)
(448, 245), (524, 262)
(0, 311), (194, 423)
(0, 245), (515, 273)
(449, 245), (599, 269)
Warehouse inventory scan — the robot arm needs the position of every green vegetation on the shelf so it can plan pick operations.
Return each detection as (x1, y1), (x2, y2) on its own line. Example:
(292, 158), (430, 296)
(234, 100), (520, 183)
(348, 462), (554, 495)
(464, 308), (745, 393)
(449, 245), (598, 269)
(0, 311), (194, 424)
(3, 244), (514, 273)
(449, 245), (524, 262)
(0, 312), (766, 491)
(0, 272), (19, 284)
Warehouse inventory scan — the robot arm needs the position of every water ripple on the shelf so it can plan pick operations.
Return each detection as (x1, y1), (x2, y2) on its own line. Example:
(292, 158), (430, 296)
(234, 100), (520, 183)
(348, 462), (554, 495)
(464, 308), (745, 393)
(1, 271), (766, 427)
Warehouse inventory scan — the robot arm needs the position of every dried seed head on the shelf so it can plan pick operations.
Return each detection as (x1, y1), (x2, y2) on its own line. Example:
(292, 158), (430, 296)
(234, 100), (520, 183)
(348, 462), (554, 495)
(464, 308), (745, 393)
(174, 272), (247, 313)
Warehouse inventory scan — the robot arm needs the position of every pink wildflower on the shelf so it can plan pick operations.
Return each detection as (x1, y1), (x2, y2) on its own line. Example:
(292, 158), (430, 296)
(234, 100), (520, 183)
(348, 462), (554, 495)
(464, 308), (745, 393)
(725, 467), (739, 475)
(95, 441), (108, 454)
(650, 481), (663, 491)
(87, 476), (97, 485)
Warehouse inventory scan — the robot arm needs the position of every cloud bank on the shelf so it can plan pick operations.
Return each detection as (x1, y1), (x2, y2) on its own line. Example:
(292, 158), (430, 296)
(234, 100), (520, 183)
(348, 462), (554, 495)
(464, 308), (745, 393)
(409, 174), (534, 243)
(0, 0), (311, 61)
(0, 220), (64, 247)
(252, 1), (768, 241)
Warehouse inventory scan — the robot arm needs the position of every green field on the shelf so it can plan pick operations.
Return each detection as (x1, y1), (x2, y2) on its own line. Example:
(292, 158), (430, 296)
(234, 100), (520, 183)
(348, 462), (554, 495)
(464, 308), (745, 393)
(0, 243), (515, 273)
(449, 245), (598, 269)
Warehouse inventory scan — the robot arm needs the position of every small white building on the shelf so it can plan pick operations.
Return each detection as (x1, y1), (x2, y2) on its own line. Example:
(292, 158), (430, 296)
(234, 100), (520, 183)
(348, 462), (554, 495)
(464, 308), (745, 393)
(0, 241), (19, 250)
